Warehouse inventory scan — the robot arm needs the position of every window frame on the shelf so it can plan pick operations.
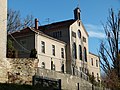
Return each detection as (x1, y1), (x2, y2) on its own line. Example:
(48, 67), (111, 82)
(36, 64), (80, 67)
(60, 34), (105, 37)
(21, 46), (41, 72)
(52, 45), (55, 56)
(61, 48), (64, 58)
(73, 42), (77, 59)
(41, 41), (45, 53)
(41, 62), (45, 69)
(84, 47), (87, 62)
(78, 29), (81, 38)
(96, 60), (98, 67)
(91, 58), (93, 66)
(79, 45), (82, 60)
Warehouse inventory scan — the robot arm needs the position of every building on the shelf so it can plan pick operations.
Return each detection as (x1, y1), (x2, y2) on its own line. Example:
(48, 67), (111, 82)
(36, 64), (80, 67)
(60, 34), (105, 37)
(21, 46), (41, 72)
(8, 26), (66, 73)
(39, 7), (89, 76)
(0, 0), (7, 59)
(88, 52), (101, 82)
(9, 7), (101, 81)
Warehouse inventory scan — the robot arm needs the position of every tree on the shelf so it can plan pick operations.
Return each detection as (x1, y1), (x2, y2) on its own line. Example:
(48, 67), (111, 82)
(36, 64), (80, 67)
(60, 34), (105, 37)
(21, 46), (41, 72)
(7, 9), (34, 57)
(7, 39), (16, 58)
(30, 49), (37, 58)
(7, 9), (34, 33)
(99, 8), (120, 89)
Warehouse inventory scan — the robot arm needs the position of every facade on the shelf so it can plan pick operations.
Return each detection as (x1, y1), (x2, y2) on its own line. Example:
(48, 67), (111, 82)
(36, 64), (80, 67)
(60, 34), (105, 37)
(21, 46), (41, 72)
(9, 27), (66, 72)
(0, 0), (7, 59)
(9, 7), (101, 81)
(39, 7), (89, 76)
(88, 52), (101, 82)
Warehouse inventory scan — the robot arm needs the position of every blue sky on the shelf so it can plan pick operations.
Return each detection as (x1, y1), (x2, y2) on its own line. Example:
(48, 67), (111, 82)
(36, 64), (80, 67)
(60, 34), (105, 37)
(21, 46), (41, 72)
(8, 0), (120, 55)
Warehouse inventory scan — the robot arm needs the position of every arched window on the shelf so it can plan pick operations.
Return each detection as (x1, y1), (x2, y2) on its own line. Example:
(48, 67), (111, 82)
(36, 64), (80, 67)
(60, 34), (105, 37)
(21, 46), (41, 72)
(96, 60), (98, 67)
(78, 29), (81, 38)
(91, 58), (93, 66)
(72, 43), (77, 59)
(84, 47), (87, 62)
(41, 62), (45, 69)
(79, 45), (82, 60)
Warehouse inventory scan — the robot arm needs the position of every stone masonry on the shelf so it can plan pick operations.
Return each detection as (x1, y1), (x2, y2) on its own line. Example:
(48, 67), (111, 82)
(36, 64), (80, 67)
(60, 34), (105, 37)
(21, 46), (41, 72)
(0, 58), (93, 90)
(0, 58), (38, 84)
(0, 0), (7, 59)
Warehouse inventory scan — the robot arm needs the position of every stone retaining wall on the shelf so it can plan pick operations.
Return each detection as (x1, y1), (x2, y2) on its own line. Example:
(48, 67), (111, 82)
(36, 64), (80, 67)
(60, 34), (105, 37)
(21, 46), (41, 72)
(0, 58), (38, 84)
(36, 68), (92, 90)
(0, 58), (93, 90)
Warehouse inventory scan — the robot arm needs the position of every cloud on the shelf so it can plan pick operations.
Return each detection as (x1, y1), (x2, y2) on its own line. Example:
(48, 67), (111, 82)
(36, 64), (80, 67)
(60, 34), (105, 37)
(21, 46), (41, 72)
(85, 24), (106, 39)
(88, 31), (106, 38)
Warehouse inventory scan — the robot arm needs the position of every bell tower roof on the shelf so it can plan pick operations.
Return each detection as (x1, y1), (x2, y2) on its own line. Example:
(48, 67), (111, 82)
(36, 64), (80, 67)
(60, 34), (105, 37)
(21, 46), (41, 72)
(74, 7), (81, 20)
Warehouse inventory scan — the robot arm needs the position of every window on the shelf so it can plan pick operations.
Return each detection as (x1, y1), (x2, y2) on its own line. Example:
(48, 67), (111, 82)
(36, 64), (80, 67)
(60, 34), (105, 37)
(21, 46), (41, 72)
(61, 48), (64, 58)
(41, 62), (45, 69)
(41, 41), (45, 53)
(84, 47), (87, 62)
(72, 31), (76, 38)
(83, 37), (86, 42)
(92, 72), (94, 77)
(79, 45), (82, 60)
(53, 31), (62, 38)
(96, 60), (98, 67)
(72, 43), (77, 59)
(52, 45), (55, 56)
(73, 67), (75, 75)
(51, 61), (53, 70)
(91, 58), (93, 66)
(97, 73), (99, 80)
(79, 22), (80, 26)
(61, 64), (64, 73)
(78, 30), (81, 38)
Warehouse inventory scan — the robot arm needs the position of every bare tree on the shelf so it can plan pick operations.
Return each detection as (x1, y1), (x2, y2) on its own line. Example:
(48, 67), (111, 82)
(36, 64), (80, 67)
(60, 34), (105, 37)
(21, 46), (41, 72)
(99, 9), (120, 89)
(7, 9), (34, 33)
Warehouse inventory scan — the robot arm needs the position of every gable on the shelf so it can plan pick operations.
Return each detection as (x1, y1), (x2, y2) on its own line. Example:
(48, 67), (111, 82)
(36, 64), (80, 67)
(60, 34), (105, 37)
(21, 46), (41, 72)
(70, 20), (89, 37)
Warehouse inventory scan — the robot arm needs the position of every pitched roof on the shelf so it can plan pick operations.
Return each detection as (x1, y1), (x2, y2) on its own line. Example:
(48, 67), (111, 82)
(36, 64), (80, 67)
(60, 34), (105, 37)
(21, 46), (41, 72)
(8, 27), (66, 44)
(8, 27), (33, 37)
(89, 52), (99, 57)
(38, 19), (76, 31)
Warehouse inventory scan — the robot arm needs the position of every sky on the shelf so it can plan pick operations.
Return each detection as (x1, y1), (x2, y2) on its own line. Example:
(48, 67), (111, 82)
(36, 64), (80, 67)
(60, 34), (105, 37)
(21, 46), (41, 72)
(8, 0), (120, 55)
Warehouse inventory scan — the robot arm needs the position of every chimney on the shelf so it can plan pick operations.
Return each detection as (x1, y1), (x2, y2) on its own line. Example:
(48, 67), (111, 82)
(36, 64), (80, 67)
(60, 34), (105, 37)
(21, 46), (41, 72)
(35, 18), (39, 30)
(74, 7), (81, 20)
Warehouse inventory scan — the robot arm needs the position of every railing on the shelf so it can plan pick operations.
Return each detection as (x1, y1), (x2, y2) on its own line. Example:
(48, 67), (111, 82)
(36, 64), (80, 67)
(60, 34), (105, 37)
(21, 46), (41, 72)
(74, 68), (89, 81)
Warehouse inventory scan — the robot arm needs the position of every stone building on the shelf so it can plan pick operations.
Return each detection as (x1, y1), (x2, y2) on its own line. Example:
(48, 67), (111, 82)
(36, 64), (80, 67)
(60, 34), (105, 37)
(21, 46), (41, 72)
(9, 7), (101, 81)
(8, 27), (66, 73)
(88, 52), (101, 82)
(0, 0), (7, 59)
(39, 7), (89, 76)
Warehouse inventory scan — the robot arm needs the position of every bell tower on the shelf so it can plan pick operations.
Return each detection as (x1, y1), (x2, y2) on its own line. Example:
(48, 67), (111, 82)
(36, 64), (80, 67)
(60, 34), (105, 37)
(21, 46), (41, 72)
(74, 7), (81, 20)
(0, 0), (7, 58)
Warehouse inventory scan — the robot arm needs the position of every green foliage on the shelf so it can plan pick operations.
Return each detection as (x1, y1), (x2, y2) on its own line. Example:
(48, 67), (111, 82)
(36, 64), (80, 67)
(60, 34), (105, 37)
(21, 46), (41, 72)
(88, 73), (100, 86)
(7, 39), (14, 50)
(7, 39), (17, 58)
(30, 49), (37, 58)
(88, 74), (96, 85)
